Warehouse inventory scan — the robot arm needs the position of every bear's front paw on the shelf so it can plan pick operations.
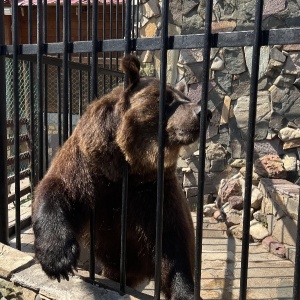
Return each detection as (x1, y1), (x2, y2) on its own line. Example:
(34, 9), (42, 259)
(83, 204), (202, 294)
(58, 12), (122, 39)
(35, 236), (80, 281)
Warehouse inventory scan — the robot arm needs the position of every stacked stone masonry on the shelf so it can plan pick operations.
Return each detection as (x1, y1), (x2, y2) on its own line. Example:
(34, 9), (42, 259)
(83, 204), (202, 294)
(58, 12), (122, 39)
(136, 0), (300, 260)
(138, 0), (300, 200)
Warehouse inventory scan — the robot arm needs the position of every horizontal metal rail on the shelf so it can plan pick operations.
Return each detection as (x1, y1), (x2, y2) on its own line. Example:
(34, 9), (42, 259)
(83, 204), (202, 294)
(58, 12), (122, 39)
(7, 169), (31, 185)
(1, 28), (300, 56)
(8, 186), (31, 205)
(7, 152), (31, 166)
(7, 134), (30, 147)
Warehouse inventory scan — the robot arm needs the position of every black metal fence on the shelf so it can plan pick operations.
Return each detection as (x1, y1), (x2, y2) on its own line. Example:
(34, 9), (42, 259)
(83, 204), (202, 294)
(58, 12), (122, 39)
(1, 0), (300, 299)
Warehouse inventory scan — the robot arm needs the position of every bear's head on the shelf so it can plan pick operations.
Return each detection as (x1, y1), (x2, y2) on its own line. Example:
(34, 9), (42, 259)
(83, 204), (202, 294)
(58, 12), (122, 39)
(116, 56), (211, 177)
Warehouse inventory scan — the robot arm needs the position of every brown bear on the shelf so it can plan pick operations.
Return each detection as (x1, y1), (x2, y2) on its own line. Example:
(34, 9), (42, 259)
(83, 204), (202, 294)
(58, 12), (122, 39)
(32, 55), (211, 300)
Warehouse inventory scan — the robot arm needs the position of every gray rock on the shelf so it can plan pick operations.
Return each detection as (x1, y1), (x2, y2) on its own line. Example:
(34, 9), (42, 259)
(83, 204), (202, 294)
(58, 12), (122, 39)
(169, 0), (183, 26)
(182, 0), (199, 15)
(244, 46), (270, 79)
(269, 111), (288, 132)
(270, 47), (286, 63)
(228, 224), (243, 239)
(230, 140), (246, 159)
(283, 52), (300, 75)
(231, 72), (251, 100)
(214, 72), (232, 94)
(294, 77), (300, 90)
(142, 0), (160, 18)
(282, 153), (297, 172)
(234, 92), (271, 129)
(184, 62), (203, 84)
(224, 47), (246, 75)
(210, 131), (230, 147)
(226, 209), (243, 227)
(211, 56), (225, 71)
(272, 216), (298, 246)
(255, 120), (269, 141)
(230, 159), (246, 168)
(251, 186), (263, 210)
(273, 74), (296, 87)
(178, 49), (203, 64)
(279, 127), (300, 142)
(253, 211), (267, 223)
(263, 0), (286, 16)
(203, 203), (218, 217)
(206, 143), (227, 160)
(182, 10), (204, 35)
(270, 85), (289, 103)
(228, 195), (244, 210)
(250, 220), (270, 241)
(285, 99), (300, 122)
(210, 159), (226, 172)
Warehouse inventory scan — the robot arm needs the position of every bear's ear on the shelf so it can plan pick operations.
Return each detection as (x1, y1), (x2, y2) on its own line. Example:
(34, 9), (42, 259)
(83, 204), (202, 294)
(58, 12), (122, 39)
(120, 55), (140, 87)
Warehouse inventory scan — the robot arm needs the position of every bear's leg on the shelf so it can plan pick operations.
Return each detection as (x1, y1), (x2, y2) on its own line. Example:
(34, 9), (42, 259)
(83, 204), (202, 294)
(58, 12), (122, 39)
(160, 234), (203, 300)
(161, 251), (195, 300)
(32, 177), (81, 281)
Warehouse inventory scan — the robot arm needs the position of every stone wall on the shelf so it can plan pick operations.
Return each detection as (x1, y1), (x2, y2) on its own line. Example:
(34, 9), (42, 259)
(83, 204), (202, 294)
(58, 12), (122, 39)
(138, 0), (300, 203)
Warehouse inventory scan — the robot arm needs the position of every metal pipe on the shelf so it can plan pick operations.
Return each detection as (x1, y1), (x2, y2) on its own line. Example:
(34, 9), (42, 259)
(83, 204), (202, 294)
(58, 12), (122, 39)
(89, 0), (99, 282)
(154, 0), (169, 297)
(43, 0), (49, 170)
(119, 0), (132, 292)
(62, 0), (70, 143)
(239, 0), (264, 298)
(37, 0), (44, 180)
(12, 0), (21, 250)
(0, 0), (9, 245)
(293, 191), (300, 300)
(194, 0), (213, 298)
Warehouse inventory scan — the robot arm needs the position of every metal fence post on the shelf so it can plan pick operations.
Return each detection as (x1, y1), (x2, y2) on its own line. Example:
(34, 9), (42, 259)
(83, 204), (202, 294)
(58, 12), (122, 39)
(0, 0), (9, 245)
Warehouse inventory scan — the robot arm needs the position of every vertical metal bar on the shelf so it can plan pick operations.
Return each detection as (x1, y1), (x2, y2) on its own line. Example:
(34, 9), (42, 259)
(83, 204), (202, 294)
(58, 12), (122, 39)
(154, 0), (169, 297)
(12, 0), (21, 250)
(115, 0), (119, 69)
(293, 192), (300, 300)
(87, 0), (91, 103)
(43, 0), (49, 170)
(68, 3), (72, 136)
(119, 0), (132, 293)
(239, 0), (264, 298)
(89, 0), (99, 282)
(56, 0), (62, 146)
(28, 0), (36, 187)
(102, 0), (106, 95)
(194, 0), (213, 298)
(62, 0), (70, 142)
(78, 0), (83, 116)
(37, 0), (44, 180)
(109, 0), (113, 89)
(0, 0), (9, 245)
(135, 0), (139, 38)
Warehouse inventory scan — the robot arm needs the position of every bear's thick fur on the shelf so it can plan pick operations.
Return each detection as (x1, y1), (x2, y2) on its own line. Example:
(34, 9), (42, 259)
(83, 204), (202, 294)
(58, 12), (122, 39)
(32, 55), (210, 299)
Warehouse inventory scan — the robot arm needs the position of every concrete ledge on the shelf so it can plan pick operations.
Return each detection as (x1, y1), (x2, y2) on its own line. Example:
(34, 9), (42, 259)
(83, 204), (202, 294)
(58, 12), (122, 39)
(0, 242), (134, 300)
(0, 242), (35, 279)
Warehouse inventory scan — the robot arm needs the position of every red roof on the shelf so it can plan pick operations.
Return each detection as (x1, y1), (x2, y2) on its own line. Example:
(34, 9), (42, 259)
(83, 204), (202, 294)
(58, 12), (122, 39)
(6, 0), (120, 5)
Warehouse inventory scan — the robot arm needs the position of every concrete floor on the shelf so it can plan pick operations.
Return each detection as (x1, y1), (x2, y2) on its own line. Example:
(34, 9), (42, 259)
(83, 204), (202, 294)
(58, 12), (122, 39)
(9, 213), (296, 300)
